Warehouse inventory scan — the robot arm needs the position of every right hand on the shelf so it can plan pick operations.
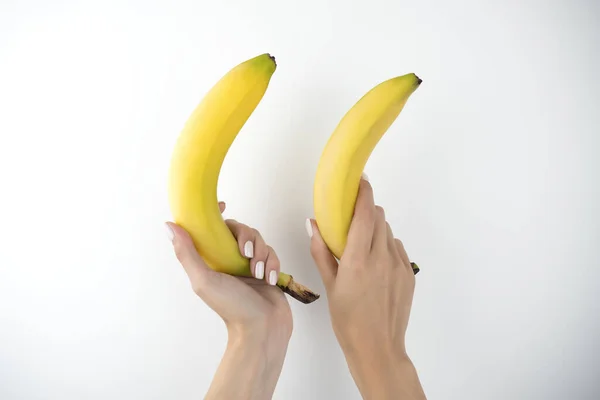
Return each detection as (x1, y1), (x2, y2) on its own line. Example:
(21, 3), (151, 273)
(306, 177), (426, 399)
(166, 201), (293, 399)
(166, 201), (292, 340)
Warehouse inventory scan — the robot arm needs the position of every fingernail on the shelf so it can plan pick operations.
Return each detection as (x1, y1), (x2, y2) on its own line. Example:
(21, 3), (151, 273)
(269, 270), (277, 286)
(164, 223), (174, 242)
(244, 241), (254, 258)
(255, 261), (265, 279)
(305, 218), (313, 238)
(361, 172), (369, 182)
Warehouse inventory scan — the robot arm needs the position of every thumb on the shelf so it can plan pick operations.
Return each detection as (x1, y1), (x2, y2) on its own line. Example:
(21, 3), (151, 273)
(306, 218), (337, 290)
(164, 222), (220, 297)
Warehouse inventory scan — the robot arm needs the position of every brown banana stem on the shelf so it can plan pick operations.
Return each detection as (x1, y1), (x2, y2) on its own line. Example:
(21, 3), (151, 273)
(411, 262), (420, 275)
(277, 277), (320, 304)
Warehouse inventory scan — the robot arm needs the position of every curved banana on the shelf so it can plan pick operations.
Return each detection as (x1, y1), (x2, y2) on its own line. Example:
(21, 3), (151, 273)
(313, 73), (422, 273)
(168, 53), (319, 303)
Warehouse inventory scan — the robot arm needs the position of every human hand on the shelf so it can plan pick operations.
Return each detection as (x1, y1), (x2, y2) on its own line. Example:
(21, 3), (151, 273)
(306, 177), (426, 399)
(165, 201), (292, 400)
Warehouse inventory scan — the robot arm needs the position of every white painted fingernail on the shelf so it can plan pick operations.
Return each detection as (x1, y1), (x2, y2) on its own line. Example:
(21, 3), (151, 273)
(269, 270), (277, 286)
(244, 241), (254, 258)
(305, 218), (313, 238)
(255, 261), (265, 279)
(164, 223), (174, 242)
(361, 172), (369, 182)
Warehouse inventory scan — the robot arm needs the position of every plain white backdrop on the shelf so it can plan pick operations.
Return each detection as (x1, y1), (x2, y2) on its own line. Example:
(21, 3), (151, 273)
(1, 0), (599, 399)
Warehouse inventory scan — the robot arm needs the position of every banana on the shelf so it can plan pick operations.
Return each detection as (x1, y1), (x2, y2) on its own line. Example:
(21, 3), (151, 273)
(168, 53), (319, 304)
(313, 73), (422, 274)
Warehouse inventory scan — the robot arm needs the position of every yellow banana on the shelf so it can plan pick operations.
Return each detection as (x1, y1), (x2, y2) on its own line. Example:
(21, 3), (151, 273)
(314, 73), (422, 274)
(168, 53), (319, 303)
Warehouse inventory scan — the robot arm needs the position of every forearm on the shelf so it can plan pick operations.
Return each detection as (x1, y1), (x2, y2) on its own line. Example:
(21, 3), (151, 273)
(205, 331), (288, 400)
(346, 351), (426, 400)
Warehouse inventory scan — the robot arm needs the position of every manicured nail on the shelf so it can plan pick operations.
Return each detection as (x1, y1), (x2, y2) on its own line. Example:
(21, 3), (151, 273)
(244, 241), (254, 258)
(255, 261), (265, 279)
(361, 172), (369, 182)
(164, 223), (174, 242)
(269, 270), (277, 286)
(305, 218), (313, 238)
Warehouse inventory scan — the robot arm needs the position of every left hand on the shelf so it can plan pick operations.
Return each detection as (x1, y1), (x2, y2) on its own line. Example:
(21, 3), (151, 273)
(165, 201), (292, 341)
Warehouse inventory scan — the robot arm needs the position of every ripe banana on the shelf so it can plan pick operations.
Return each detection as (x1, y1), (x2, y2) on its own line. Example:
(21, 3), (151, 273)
(313, 73), (422, 274)
(168, 53), (319, 304)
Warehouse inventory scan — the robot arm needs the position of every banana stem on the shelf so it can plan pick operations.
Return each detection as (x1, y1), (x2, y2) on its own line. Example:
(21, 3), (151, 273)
(277, 273), (320, 304)
(411, 262), (420, 275)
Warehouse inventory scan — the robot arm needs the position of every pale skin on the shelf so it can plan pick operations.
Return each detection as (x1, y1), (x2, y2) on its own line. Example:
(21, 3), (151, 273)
(165, 177), (426, 399)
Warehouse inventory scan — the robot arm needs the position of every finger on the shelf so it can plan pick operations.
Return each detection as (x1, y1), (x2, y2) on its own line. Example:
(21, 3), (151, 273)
(371, 205), (388, 252)
(306, 218), (337, 289)
(225, 219), (257, 259)
(250, 229), (268, 280)
(264, 245), (281, 286)
(219, 201), (226, 213)
(345, 177), (376, 259)
(385, 221), (397, 255)
(165, 221), (220, 297)
(225, 220), (270, 280)
(395, 238), (413, 272)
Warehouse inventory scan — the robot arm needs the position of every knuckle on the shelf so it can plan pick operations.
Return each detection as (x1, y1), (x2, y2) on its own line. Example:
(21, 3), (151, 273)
(253, 229), (265, 244)
(236, 234), (248, 246)
(236, 226), (251, 240)
(395, 239), (408, 256)
(361, 178), (373, 193)
(363, 205), (376, 222)
(407, 270), (416, 286)
(270, 257), (280, 269)
(242, 226), (256, 240)
(267, 246), (279, 261)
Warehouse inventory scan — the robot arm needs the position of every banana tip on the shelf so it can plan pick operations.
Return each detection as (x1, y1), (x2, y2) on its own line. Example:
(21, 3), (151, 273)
(267, 53), (277, 67)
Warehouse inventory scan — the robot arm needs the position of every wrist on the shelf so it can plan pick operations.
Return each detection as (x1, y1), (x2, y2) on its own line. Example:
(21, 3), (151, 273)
(227, 319), (292, 357)
(345, 346), (409, 381)
(339, 333), (407, 373)
(226, 322), (291, 395)
(345, 349), (425, 400)
(206, 326), (290, 400)
(226, 329), (289, 364)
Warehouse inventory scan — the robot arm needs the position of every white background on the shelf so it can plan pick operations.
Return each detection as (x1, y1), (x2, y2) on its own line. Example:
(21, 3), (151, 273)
(1, 0), (599, 399)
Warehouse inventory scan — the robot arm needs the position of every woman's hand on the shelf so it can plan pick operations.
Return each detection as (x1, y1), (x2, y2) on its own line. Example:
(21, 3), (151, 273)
(306, 177), (426, 400)
(165, 202), (292, 400)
